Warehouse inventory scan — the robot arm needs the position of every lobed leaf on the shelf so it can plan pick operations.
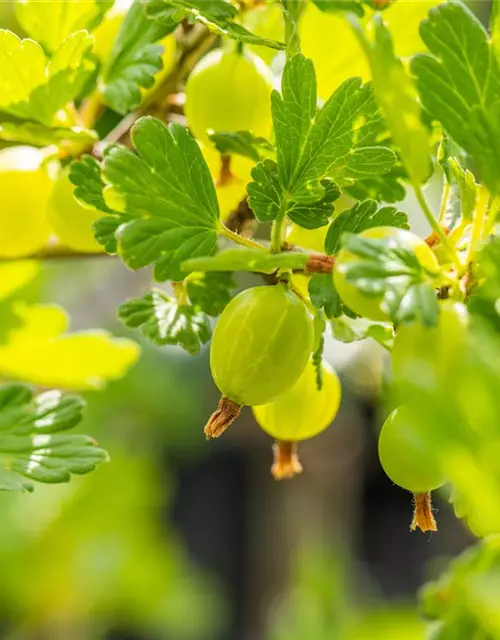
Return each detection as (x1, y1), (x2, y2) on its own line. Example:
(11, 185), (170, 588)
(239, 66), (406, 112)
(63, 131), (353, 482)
(308, 273), (343, 319)
(209, 130), (274, 163)
(412, 1), (500, 193)
(101, 1), (178, 114)
(101, 117), (220, 281)
(325, 199), (409, 256)
(0, 30), (95, 127)
(15, 0), (112, 52)
(119, 289), (211, 355)
(0, 383), (107, 492)
(249, 54), (396, 229)
(149, 0), (286, 50)
(340, 232), (440, 326)
(186, 272), (235, 317)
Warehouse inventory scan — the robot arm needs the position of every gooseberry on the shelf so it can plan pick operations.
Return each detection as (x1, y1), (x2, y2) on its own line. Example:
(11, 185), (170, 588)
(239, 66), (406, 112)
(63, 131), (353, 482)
(334, 226), (439, 321)
(206, 284), (314, 437)
(392, 302), (469, 383)
(185, 48), (273, 144)
(0, 146), (54, 258)
(378, 407), (446, 494)
(253, 359), (341, 441)
(47, 168), (104, 253)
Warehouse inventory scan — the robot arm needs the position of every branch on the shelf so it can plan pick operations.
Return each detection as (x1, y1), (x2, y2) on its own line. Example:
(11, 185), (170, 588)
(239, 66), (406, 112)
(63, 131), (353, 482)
(0, 248), (111, 263)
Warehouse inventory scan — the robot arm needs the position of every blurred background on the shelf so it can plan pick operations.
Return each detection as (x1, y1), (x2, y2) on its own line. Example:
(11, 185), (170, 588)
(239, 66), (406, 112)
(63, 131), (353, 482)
(0, 1), (492, 639)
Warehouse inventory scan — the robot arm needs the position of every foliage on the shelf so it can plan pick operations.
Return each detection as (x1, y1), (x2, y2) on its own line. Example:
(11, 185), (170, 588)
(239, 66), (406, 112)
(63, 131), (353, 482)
(2, 0), (500, 637)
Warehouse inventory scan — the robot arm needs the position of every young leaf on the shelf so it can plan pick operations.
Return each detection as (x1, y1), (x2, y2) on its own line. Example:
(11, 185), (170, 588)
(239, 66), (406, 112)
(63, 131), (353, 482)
(448, 158), (478, 223)
(340, 233), (440, 327)
(186, 272), (235, 317)
(101, 1), (179, 114)
(249, 54), (396, 227)
(325, 200), (409, 256)
(0, 303), (140, 390)
(15, 0), (111, 53)
(119, 289), (211, 355)
(352, 14), (432, 185)
(412, 2), (500, 194)
(150, 0), (286, 50)
(308, 273), (343, 319)
(0, 384), (107, 492)
(183, 248), (308, 274)
(209, 131), (274, 163)
(101, 117), (220, 281)
(0, 30), (95, 127)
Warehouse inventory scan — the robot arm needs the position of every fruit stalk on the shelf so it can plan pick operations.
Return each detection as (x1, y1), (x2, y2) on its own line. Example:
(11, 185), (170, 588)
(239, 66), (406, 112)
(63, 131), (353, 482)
(271, 440), (303, 480)
(204, 397), (241, 439)
(411, 492), (437, 533)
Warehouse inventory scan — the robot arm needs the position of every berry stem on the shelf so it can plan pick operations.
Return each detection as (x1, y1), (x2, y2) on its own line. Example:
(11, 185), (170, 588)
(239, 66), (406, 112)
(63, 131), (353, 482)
(413, 183), (461, 270)
(204, 397), (241, 439)
(465, 185), (489, 266)
(438, 180), (451, 223)
(270, 198), (289, 254)
(411, 492), (437, 533)
(271, 440), (303, 480)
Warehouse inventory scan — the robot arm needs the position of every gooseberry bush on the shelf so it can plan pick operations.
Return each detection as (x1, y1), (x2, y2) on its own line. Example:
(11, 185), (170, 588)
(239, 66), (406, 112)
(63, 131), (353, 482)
(2, 0), (500, 634)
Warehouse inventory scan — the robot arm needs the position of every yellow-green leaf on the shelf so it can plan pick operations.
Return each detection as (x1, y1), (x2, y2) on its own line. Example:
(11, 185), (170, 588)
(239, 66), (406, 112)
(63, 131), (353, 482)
(0, 303), (140, 390)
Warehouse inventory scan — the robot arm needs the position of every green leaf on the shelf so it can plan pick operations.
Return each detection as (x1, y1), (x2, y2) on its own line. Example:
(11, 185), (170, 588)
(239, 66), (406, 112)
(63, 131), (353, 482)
(325, 200), (409, 256)
(209, 131), (274, 163)
(186, 272), (235, 317)
(308, 273), (343, 319)
(249, 54), (396, 226)
(247, 159), (281, 222)
(118, 289), (211, 355)
(70, 155), (115, 214)
(101, 117), (220, 281)
(353, 14), (432, 185)
(0, 30), (95, 127)
(101, 1), (179, 114)
(448, 158), (478, 223)
(341, 232), (440, 326)
(92, 215), (131, 254)
(15, 0), (112, 53)
(154, 0), (286, 49)
(330, 315), (393, 346)
(412, 2), (500, 194)
(70, 155), (133, 253)
(0, 122), (97, 147)
(345, 166), (407, 203)
(311, 314), (326, 390)
(183, 248), (308, 274)
(0, 384), (107, 492)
